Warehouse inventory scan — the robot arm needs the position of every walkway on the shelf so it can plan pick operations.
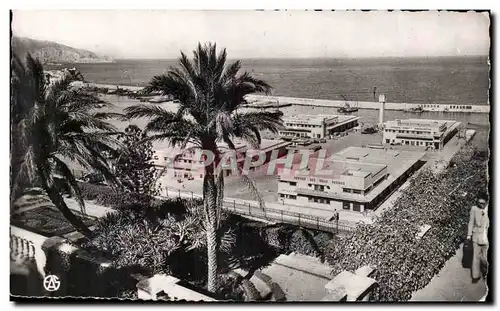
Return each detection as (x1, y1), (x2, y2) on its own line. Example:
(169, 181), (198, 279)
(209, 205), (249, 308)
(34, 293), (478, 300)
(160, 190), (355, 233)
(410, 243), (487, 301)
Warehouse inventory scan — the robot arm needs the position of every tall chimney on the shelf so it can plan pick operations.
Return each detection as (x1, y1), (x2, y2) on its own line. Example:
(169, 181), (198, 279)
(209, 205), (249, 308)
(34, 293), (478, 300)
(378, 94), (386, 126)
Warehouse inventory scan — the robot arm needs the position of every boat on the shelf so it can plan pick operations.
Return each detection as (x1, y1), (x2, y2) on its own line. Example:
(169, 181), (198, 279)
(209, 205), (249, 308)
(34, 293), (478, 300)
(338, 95), (359, 113)
(403, 106), (424, 113)
(338, 102), (359, 113)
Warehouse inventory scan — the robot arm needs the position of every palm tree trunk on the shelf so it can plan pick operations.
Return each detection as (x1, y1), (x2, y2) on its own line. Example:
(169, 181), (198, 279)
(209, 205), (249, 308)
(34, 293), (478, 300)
(203, 142), (219, 293)
(43, 183), (93, 237)
(206, 207), (218, 293)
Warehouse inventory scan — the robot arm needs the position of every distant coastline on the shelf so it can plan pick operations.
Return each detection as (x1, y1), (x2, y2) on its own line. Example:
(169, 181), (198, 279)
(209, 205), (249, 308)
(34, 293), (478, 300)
(12, 36), (113, 64)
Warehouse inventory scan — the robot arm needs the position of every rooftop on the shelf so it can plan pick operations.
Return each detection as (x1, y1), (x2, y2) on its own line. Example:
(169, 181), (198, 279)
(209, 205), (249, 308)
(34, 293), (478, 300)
(259, 253), (334, 301)
(283, 114), (338, 124)
(330, 147), (426, 178)
(385, 119), (456, 131)
(291, 160), (386, 179)
(279, 146), (426, 203)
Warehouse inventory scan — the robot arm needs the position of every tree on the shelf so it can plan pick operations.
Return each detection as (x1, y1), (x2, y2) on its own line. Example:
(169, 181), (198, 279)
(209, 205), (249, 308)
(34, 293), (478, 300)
(10, 53), (121, 237)
(113, 124), (159, 205)
(124, 43), (284, 292)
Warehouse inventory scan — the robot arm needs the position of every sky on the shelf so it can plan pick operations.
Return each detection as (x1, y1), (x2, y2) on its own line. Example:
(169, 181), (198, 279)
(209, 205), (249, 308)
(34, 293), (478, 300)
(11, 10), (490, 59)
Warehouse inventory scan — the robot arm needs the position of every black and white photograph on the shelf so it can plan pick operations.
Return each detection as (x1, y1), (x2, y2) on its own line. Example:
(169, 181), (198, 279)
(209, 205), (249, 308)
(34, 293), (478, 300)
(9, 9), (491, 302)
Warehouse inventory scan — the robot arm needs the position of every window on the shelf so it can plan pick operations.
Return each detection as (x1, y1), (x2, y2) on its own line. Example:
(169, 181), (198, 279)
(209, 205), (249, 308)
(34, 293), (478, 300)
(343, 202), (350, 210)
(289, 195), (297, 200)
(343, 188), (351, 193)
(386, 139), (390, 143)
(314, 184), (325, 191)
(289, 181), (297, 186)
(279, 193), (284, 198)
(353, 203), (361, 212)
(353, 189), (362, 194)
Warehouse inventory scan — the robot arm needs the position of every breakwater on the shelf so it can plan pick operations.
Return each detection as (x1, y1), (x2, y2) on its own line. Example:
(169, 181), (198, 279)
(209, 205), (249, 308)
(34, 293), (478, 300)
(77, 82), (490, 114)
(245, 95), (490, 114)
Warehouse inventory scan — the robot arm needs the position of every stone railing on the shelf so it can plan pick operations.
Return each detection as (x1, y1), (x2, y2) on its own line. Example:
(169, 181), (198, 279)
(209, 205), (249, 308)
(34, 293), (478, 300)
(137, 274), (218, 301)
(10, 225), (50, 278)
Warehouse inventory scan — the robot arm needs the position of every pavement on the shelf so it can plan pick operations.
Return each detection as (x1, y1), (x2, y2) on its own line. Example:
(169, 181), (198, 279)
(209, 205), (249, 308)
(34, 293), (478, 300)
(410, 243), (488, 301)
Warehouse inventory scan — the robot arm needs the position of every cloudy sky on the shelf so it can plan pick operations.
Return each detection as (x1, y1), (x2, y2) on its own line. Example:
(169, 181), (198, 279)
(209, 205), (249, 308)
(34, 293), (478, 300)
(12, 10), (490, 59)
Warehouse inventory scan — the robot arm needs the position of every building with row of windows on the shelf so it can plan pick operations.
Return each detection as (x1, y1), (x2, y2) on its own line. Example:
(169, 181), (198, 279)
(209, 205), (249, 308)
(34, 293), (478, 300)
(153, 139), (291, 180)
(277, 147), (425, 214)
(279, 114), (361, 139)
(382, 119), (460, 150)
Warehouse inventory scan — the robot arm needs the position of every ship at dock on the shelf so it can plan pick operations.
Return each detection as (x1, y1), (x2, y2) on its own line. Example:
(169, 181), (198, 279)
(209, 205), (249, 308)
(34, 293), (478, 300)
(337, 94), (359, 113)
(337, 102), (359, 113)
(403, 106), (424, 113)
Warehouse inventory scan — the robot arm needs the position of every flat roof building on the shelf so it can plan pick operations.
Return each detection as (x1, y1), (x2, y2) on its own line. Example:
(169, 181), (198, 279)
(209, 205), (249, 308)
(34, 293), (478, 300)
(383, 119), (460, 150)
(277, 147), (425, 213)
(279, 114), (361, 139)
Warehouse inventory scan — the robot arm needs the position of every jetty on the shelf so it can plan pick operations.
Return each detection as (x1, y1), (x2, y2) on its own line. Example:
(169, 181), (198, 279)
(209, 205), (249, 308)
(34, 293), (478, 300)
(246, 95), (490, 114)
(74, 82), (490, 114)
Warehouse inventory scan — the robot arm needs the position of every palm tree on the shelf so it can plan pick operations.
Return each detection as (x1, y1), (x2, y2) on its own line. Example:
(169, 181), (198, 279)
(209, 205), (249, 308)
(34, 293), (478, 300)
(11, 53), (121, 237)
(124, 43), (283, 292)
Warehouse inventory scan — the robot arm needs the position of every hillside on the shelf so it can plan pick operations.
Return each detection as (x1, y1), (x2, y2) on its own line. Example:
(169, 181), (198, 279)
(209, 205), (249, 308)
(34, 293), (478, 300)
(11, 36), (113, 64)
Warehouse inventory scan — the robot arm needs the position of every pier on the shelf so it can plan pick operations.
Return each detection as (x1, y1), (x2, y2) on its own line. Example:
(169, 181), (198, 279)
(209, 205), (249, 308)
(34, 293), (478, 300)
(77, 82), (490, 114)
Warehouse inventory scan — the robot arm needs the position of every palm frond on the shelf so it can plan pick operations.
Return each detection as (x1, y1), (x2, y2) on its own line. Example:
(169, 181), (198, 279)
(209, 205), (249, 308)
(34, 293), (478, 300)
(124, 104), (178, 120)
(233, 111), (284, 134)
(53, 155), (85, 214)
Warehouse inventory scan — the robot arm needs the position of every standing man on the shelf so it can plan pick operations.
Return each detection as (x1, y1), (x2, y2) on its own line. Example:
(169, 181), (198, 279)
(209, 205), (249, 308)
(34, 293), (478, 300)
(467, 196), (489, 282)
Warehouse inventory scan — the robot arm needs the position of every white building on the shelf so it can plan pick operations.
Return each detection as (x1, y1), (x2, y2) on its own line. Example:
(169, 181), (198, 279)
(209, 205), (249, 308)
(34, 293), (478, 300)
(382, 119), (460, 150)
(279, 114), (361, 139)
(153, 139), (291, 180)
(277, 147), (425, 213)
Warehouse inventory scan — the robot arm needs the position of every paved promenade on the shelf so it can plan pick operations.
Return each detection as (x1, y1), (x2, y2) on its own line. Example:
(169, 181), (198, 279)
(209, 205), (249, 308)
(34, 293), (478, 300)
(411, 243), (487, 301)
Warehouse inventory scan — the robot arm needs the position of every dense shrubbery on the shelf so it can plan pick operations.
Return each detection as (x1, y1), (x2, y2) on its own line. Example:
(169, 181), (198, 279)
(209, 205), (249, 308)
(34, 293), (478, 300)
(258, 224), (332, 259)
(79, 196), (243, 298)
(324, 145), (489, 301)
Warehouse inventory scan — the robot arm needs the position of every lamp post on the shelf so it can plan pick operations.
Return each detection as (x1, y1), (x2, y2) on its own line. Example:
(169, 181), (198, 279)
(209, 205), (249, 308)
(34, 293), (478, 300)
(335, 211), (340, 234)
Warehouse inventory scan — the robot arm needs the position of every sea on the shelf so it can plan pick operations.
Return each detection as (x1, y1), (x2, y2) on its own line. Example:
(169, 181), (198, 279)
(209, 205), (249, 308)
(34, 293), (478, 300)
(47, 57), (491, 152)
(50, 57), (490, 174)
(46, 56), (490, 106)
